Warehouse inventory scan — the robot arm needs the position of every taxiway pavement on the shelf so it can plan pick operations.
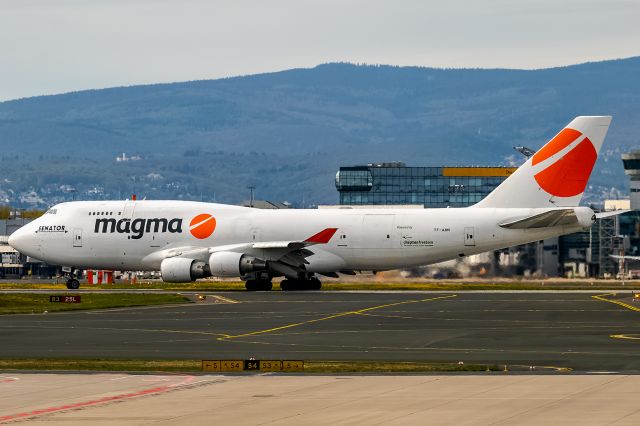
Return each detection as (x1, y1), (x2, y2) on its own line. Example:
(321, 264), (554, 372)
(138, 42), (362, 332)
(1, 291), (639, 372)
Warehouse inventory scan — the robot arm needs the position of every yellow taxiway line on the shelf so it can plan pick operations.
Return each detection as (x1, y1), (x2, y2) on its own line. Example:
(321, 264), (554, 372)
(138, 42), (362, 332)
(210, 295), (241, 304)
(219, 294), (457, 340)
(592, 293), (640, 342)
(592, 293), (640, 312)
(610, 334), (640, 341)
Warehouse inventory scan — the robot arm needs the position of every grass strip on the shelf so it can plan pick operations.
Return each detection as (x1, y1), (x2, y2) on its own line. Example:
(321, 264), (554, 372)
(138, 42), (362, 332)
(0, 293), (190, 315)
(0, 359), (499, 373)
(0, 359), (201, 372)
(304, 361), (500, 373)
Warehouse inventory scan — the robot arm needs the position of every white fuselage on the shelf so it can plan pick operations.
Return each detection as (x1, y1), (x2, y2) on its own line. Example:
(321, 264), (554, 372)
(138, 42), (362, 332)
(10, 200), (592, 273)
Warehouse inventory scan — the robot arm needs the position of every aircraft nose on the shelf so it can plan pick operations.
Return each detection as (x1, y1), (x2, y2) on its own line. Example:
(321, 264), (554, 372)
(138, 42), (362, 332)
(8, 231), (22, 251)
(8, 227), (35, 255)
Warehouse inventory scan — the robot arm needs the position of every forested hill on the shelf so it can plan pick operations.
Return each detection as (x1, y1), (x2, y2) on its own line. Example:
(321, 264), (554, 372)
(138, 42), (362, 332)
(1, 57), (639, 207)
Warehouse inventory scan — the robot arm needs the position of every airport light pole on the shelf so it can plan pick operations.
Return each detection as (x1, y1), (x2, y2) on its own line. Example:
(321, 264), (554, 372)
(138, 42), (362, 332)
(248, 186), (255, 208)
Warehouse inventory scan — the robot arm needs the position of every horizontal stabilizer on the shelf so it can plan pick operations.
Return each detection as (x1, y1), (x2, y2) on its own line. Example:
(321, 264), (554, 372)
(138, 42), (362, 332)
(611, 254), (640, 261)
(499, 209), (579, 229)
(595, 210), (631, 219)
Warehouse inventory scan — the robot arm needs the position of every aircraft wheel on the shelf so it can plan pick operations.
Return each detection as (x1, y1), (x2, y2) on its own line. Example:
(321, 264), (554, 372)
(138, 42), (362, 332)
(280, 279), (320, 291)
(281, 280), (302, 291)
(66, 279), (80, 290)
(257, 280), (273, 291)
(309, 277), (322, 290)
(245, 280), (258, 291)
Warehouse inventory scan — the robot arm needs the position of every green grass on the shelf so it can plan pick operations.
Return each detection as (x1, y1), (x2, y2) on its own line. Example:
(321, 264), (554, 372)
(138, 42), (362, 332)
(0, 293), (190, 314)
(319, 281), (640, 291)
(0, 359), (500, 373)
(0, 359), (201, 372)
(304, 361), (500, 373)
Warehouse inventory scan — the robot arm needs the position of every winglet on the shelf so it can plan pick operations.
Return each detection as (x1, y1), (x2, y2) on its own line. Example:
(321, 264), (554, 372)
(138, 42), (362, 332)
(304, 228), (338, 244)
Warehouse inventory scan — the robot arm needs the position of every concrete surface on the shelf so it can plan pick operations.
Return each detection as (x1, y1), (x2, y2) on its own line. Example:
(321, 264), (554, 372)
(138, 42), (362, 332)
(2, 373), (640, 425)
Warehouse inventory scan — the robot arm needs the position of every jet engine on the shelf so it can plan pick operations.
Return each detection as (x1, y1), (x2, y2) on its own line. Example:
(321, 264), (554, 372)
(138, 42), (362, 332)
(574, 206), (596, 228)
(208, 251), (267, 277)
(160, 258), (211, 282)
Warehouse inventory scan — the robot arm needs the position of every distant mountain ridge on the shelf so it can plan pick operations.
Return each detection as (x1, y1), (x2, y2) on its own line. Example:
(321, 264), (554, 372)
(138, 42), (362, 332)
(1, 57), (639, 207)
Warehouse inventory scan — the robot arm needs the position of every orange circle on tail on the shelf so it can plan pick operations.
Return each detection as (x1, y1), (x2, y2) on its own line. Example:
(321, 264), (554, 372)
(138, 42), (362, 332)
(189, 214), (216, 239)
(533, 138), (597, 197)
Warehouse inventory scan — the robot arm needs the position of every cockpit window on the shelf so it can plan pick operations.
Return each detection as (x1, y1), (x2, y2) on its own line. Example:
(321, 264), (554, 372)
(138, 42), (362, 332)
(46, 209), (57, 215)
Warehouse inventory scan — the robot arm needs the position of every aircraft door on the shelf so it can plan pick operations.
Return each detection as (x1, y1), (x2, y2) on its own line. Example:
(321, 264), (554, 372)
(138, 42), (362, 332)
(336, 230), (350, 248)
(73, 228), (83, 247)
(464, 226), (475, 247)
(354, 215), (395, 248)
(123, 201), (136, 219)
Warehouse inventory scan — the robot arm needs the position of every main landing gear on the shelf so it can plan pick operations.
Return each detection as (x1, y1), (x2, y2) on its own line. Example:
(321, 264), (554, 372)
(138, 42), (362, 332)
(243, 275), (322, 291)
(244, 279), (273, 291)
(280, 277), (322, 291)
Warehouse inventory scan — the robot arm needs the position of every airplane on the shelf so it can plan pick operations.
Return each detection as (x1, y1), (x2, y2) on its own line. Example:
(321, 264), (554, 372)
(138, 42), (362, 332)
(9, 116), (622, 291)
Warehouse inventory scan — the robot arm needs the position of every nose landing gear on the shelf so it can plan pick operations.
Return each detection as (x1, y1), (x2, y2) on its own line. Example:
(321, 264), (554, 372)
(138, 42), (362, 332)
(66, 278), (80, 290)
(62, 267), (81, 289)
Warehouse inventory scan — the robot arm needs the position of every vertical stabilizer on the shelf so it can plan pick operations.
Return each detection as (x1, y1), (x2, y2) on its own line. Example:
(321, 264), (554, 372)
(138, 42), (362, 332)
(475, 116), (612, 208)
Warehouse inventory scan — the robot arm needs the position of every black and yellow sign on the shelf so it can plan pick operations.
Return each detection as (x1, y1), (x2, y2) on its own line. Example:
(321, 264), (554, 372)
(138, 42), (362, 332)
(50, 295), (81, 303)
(202, 360), (221, 372)
(244, 360), (260, 370)
(202, 360), (304, 372)
(259, 360), (282, 372)
(220, 360), (243, 372)
(281, 360), (304, 372)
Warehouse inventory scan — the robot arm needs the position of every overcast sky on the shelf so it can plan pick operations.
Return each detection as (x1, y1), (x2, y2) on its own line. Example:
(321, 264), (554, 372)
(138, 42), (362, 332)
(1, 0), (638, 101)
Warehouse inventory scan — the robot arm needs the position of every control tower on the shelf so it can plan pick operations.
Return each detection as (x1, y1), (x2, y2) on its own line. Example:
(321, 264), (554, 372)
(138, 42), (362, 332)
(622, 150), (640, 210)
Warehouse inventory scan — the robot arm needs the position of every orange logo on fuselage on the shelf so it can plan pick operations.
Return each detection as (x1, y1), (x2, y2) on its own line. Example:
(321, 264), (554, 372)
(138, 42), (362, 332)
(189, 214), (216, 239)
(531, 128), (597, 198)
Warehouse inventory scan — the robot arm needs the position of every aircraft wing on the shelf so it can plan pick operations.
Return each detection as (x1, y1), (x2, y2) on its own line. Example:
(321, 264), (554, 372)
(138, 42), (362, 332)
(498, 209), (581, 229)
(250, 228), (339, 249)
(145, 228), (338, 277)
(211, 228), (339, 274)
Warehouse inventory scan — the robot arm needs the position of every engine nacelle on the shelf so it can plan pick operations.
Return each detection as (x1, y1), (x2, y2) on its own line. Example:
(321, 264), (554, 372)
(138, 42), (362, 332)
(208, 251), (267, 277)
(160, 258), (211, 283)
(575, 206), (596, 228)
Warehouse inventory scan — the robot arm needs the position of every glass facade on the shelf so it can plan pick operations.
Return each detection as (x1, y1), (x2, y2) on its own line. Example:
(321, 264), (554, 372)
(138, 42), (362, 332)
(336, 164), (516, 208)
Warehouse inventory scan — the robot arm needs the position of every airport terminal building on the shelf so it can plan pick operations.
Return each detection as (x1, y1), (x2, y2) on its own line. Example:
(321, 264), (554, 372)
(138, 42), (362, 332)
(335, 163), (516, 208)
